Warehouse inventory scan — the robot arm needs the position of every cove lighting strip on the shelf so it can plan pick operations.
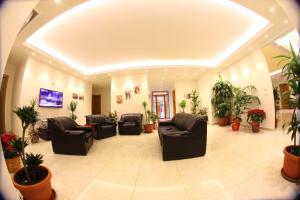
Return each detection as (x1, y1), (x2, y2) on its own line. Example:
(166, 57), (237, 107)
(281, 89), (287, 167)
(26, 0), (269, 75)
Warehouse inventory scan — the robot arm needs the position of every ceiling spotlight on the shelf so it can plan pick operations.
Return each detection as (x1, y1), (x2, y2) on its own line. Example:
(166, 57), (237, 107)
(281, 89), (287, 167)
(144, 69), (148, 73)
(284, 19), (288, 24)
(48, 60), (52, 64)
(31, 52), (36, 56)
(248, 47), (253, 50)
(270, 7), (275, 12)
(55, 0), (61, 4)
(93, 76), (96, 78)
(108, 73), (111, 76)
(265, 34), (269, 39)
(63, 67), (67, 70)
(125, 71), (128, 74)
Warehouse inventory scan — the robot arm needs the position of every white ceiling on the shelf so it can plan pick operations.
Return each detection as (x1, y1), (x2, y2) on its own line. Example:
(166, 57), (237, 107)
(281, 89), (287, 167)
(25, 0), (270, 75)
(7, 0), (296, 88)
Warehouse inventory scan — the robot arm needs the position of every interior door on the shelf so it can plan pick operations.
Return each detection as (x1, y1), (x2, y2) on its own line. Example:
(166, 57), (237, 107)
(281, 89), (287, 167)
(92, 95), (101, 114)
(0, 75), (8, 134)
(157, 96), (166, 119)
(172, 90), (176, 115)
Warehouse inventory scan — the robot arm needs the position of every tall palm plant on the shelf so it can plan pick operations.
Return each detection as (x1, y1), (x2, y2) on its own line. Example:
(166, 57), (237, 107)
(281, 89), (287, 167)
(231, 85), (260, 122)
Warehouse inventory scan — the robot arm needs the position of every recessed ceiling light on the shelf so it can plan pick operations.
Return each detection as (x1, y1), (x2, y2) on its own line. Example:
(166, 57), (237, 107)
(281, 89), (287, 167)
(248, 47), (253, 50)
(55, 0), (61, 4)
(63, 67), (67, 70)
(93, 76), (96, 78)
(284, 19), (288, 24)
(265, 34), (269, 39)
(144, 69), (148, 73)
(164, 69), (168, 72)
(270, 7), (275, 12)
(125, 71), (128, 74)
(225, 63), (229, 66)
(108, 73), (111, 76)
(48, 60), (52, 64)
(31, 52), (36, 56)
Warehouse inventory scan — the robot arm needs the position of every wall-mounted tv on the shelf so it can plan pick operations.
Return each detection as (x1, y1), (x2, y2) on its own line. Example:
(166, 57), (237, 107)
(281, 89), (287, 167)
(39, 88), (63, 108)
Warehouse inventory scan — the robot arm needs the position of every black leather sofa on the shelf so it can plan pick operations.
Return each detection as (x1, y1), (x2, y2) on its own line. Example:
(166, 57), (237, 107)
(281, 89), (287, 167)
(48, 117), (93, 155)
(85, 114), (117, 139)
(158, 113), (208, 161)
(118, 113), (143, 135)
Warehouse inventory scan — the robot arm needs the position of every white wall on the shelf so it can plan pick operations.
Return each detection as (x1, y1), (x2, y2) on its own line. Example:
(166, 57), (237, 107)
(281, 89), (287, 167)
(174, 80), (197, 114)
(111, 74), (149, 116)
(92, 86), (111, 115)
(4, 62), (17, 131)
(12, 57), (92, 135)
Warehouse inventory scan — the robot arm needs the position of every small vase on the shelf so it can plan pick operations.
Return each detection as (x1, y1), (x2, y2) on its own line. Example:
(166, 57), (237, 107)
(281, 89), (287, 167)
(5, 156), (21, 173)
(250, 121), (260, 133)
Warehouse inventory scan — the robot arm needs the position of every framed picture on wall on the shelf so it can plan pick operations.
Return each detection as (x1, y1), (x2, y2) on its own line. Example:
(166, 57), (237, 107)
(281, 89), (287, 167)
(116, 95), (123, 104)
(184, 93), (191, 99)
(125, 90), (131, 100)
(134, 86), (140, 94)
(79, 95), (84, 100)
(72, 93), (78, 99)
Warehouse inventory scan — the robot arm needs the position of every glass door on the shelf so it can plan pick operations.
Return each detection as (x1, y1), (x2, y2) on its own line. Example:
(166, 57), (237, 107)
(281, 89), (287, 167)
(152, 91), (170, 119)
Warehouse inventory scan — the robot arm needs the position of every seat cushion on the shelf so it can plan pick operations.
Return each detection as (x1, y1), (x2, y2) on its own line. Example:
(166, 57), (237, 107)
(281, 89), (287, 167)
(159, 125), (179, 135)
(102, 125), (114, 130)
(86, 115), (106, 124)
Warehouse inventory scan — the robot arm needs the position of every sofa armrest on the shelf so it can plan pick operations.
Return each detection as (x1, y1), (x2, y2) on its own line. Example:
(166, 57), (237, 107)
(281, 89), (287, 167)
(76, 126), (93, 131)
(105, 120), (116, 125)
(159, 120), (174, 126)
(162, 130), (191, 137)
(118, 120), (125, 125)
(66, 130), (85, 135)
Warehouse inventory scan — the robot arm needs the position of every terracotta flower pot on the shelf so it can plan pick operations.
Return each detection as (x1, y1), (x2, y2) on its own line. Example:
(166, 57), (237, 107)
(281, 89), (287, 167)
(13, 166), (53, 200)
(231, 119), (240, 131)
(282, 145), (300, 180)
(5, 156), (21, 173)
(217, 117), (228, 126)
(249, 121), (260, 132)
(144, 124), (153, 133)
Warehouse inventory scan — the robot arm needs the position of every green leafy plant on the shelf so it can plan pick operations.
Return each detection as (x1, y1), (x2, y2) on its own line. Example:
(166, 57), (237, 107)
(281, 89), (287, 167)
(107, 110), (119, 122)
(178, 99), (188, 113)
(231, 85), (260, 122)
(190, 90), (200, 114)
(198, 107), (208, 116)
(13, 99), (40, 183)
(151, 112), (159, 124)
(142, 101), (150, 124)
(247, 109), (266, 123)
(68, 101), (78, 120)
(275, 43), (300, 156)
(146, 110), (152, 124)
(211, 76), (234, 118)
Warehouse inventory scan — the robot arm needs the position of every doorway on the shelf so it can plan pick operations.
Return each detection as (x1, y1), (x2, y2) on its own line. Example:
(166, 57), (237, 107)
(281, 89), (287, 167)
(0, 75), (8, 133)
(152, 91), (170, 119)
(92, 95), (101, 114)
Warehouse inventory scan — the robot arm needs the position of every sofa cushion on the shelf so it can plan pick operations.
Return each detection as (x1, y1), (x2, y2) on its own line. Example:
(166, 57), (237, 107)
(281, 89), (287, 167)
(57, 117), (78, 130)
(123, 122), (136, 127)
(172, 113), (189, 131)
(48, 118), (65, 132)
(102, 125), (114, 130)
(86, 115), (106, 124)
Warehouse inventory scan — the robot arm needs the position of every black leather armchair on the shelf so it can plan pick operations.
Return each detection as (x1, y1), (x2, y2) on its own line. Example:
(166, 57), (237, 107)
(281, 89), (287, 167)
(158, 113), (208, 161)
(85, 114), (117, 139)
(48, 117), (93, 155)
(118, 113), (143, 135)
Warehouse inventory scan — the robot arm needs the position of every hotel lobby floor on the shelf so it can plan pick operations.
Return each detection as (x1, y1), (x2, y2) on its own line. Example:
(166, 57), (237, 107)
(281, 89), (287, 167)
(26, 125), (299, 200)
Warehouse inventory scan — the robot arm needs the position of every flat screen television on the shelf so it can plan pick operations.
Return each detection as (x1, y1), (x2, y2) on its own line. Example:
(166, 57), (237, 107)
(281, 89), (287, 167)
(39, 88), (63, 108)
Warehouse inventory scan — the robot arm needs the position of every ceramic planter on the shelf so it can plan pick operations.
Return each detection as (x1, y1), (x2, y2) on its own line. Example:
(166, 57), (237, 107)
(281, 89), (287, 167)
(249, 121), (260, 132)
(231, 119), (240, 131)
(282, 145), (300, 181)
(144, 124), (153, 133)
(217, 117), (228, 126)
(5, 156), (21, 173)
(13, 166), (54, 200)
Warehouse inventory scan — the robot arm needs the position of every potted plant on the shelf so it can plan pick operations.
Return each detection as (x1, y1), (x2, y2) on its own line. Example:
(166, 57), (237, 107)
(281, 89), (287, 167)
(151, 113), (159, 129)
(1, 133), (22, 173)
(142, 101), (153, 133)
(247, 109), (266, 132)
(178, 99), (188, 113)
(275, 43), (300, 181)
(69, 100), (78, 120)
(211, 76), (234, 126)
(107, 110), (119, 122)
(27, 99), (39, 143)
(198, 107), (208, 116)
(190, 90), (200, 114)
(231, 86), (260, 131)
(12, 100), (54, 200)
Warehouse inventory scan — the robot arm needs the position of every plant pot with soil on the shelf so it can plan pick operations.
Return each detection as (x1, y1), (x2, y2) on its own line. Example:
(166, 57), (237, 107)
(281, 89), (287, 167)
(247, 109), (266, 133)
(1, 133), (22, 173)
(13, 99), (54, 199)
(142, 101), (153, 133)
(275, 43), (300, 182)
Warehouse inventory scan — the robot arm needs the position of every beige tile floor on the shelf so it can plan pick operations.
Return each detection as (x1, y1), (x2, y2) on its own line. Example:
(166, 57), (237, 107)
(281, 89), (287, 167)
(26, 125), (300, 200)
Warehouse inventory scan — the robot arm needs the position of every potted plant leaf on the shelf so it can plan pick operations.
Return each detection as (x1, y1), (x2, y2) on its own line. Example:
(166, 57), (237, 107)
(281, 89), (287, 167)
(178, 99), (188, 113)
(151, 112), (159, 129)
(275, 43), (300, 181)
(247, 109), (266, 132)
(211, 76), (234, 126)
(1, 133), (22, 173)
(190, 90), (200, 114)
(273, 86), (280, 128)
(142, 101), (153, 133)
(107, 110), (119, 123)
(12, 100), (54, 200)
(231, 85), (260, 131)
(69, 100), (78, 120)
